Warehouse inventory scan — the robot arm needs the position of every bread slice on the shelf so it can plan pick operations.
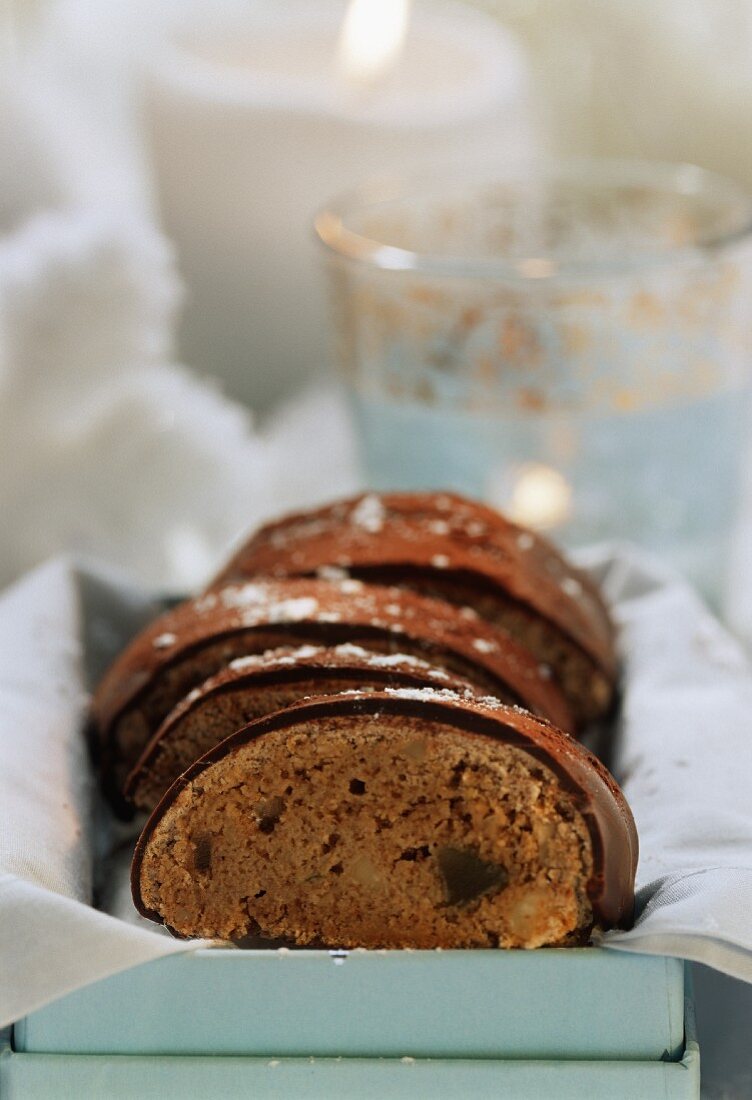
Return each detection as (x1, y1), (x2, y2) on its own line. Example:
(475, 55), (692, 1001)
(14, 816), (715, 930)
(132, 690), (637, 949)
(209, 492), (617, 724)
(93, 577), (572, 805)
(124, 643), (478, 813)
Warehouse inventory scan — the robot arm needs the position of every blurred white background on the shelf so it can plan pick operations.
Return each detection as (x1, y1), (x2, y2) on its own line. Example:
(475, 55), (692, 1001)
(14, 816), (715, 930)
(4, 0), (752, 589)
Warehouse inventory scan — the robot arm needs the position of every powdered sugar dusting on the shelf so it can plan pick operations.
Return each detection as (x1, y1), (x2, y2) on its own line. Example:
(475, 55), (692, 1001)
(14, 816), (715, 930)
(338, 578), (363, 595)
(386, 686), (464, 703)
(229, 646), (324, 672)
(317, 565), (349, 581)
(229, 654), (269, 671)
(192, 593), (218, 614)
(427, 519), (450, 535)
(516, 533), (535, 551)
(337, 686), (509, 710)
(430, 554), (451, 569)
(287, 645), (326, 660)
(472, 638), (498, 654)
(390, 687), (507, 713)
(152, 632), (177, 649)
(239, 594), (321, 626)
(219, 583), (269, 610)
(354, 650), (429, 670)
(350, 494), (385, 533)
(268, 597), (319, 622)
(325, 645), (450, 678)
(475, 694), (513, 712)
(221, 643), (459, 679)
(329, 643), (369, 660)
(386, 686), (507, 711)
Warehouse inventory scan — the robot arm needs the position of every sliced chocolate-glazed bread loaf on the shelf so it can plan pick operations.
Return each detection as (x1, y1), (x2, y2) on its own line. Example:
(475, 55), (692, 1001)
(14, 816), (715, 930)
(124, 643), (479, 813)
(93, 577), (572, 801)
(210, 492), (617, 725)
(132, 690), (637, 949)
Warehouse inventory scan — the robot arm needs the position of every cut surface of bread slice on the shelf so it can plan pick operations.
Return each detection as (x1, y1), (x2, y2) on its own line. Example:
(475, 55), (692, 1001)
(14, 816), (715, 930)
(132, 691), (637, 949)
(209, 492), (617, 724)
(93, 577), (573, 802)
(125, 643), (479, 813)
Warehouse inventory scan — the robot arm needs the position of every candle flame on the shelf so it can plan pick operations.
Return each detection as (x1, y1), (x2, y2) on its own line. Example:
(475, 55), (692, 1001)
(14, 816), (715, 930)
(338, 0), (410, 87)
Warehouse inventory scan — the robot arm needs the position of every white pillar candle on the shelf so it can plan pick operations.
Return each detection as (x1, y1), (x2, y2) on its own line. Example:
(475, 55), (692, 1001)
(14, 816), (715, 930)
(143, 0), (534, 409)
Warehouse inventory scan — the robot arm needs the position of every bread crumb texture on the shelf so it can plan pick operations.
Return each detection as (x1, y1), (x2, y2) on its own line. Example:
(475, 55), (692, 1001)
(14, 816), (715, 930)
(138, 715), (594, 949)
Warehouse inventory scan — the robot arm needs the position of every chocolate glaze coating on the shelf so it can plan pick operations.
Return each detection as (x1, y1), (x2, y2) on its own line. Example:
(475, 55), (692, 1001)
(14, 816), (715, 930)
(123, 643), (479, 807)
(210, 492), (617, 682)
(131, 690), (637, 933)
(93, 576), (574, 756)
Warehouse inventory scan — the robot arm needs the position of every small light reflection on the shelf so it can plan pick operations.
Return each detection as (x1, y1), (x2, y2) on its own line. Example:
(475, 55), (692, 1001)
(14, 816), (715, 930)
(507, 463), (572, 530)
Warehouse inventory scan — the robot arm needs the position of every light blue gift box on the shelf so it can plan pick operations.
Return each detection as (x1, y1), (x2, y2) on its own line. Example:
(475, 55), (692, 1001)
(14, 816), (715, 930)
(2, 946), (699, 1098)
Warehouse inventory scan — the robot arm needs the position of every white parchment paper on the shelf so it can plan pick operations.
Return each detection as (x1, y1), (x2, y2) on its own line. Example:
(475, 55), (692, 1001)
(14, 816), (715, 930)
(2, 548), (752, 1027)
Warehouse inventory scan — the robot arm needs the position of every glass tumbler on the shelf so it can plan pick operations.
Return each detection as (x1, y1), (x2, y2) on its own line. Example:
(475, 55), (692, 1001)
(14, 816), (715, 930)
(315, 159), (752, 602)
